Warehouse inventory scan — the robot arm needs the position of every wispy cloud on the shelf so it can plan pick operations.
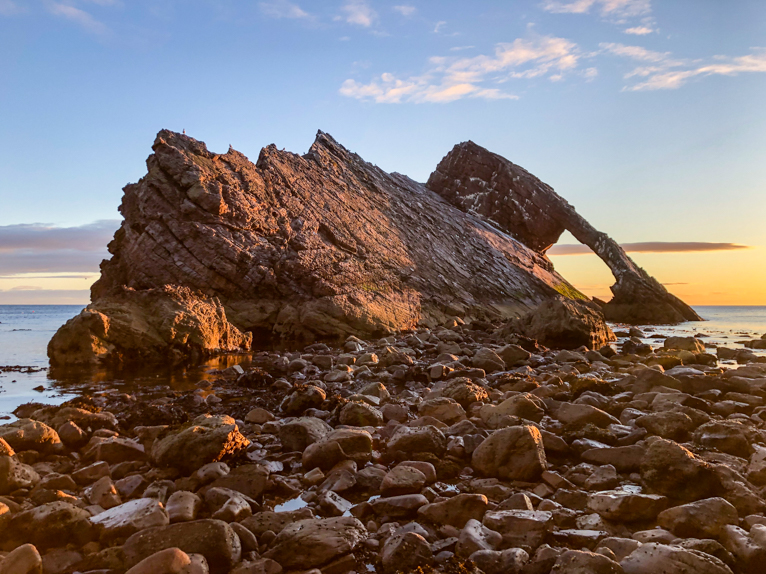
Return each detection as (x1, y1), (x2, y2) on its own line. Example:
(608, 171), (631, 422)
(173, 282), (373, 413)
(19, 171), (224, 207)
(542, 0), (651, 19)
(47, 2), (109, 35)
(0, 0), (20, 16)
(340, 0), (376, 27)
(259, 0), (309, 20)
(340, 35), (579, 103)
(392, 5), (415, 17)
(433, 20), (446, 33)
(601, 42), (766, 91)
(624, 25), (654, 35)
(0, 220), (118, 275)
(548, 242), (751, 255)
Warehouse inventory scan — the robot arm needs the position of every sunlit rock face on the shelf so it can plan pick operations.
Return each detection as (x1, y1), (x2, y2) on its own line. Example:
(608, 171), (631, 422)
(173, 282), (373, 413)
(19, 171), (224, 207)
(50, 130), (587, 365)
(427, 141), (702, 325)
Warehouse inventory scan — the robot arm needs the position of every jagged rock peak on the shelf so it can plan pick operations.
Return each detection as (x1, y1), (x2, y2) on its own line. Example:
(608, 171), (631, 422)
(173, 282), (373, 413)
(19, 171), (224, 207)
(50, 129), (584, 366)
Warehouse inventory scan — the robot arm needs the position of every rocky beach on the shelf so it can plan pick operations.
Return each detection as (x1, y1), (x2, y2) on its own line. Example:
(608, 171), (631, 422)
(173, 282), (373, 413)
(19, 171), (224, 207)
(2, 132), (766, 574)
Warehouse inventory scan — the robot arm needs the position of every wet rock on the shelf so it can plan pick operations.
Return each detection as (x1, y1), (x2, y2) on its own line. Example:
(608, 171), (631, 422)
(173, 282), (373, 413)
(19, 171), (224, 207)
(418, 398), (466, 425)
(207, 464), (270, 500)
(657, 497), (739, 539)
(556, 403), (620, 428)
(381, 530), (433, 573)
(418, 493), (489, 528)
(279, 417), (331, 452)
(245, 408), (275, 425)
(472, 348), (506, 373)
(151, 415), (249, 474)
(8, 501), (93, 549)
(167, 491), (202, 523)
(472, 425), (547, 481)
(664, 337), (706, 354)
(387, 425), (446, 457)
(482, 509), (553, 548)
(719, 524), (766, 574)
(0, 419), (62, 453)
(513, 299), (616, 350)
(302, 429), (373, 471)
(640, 437), (721, 502)
(0, 455), (40, 494)
(456, 518), (502, 557)
(123, 519), (241, 574)
(587, 491), (668, 522)
(469, 548), (528, 574)
(86, 475), (122, 509)
(263, 516), (366, 570)
(339, 401), (384, 427)
(440, 378), (489, 408)
(636, 411), (696, 440)
(86, 436), (146, 464)
(621, 542), (733, 574)
(124, 547), (195, 574)
(0, 544), (42, 574)
(371, 494), (429, 518)
(281, 385), (326, 416)
(90, 498), (170, 541)
(240, 507), (314, 536)
(380, 465), (427, 496)
(480, 393), (544, 427)
(551, 549), (623, 574)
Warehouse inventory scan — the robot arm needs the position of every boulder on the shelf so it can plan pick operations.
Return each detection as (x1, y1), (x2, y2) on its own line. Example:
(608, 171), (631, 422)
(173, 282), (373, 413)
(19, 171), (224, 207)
(0, 455), (40, 494)
(620, 542), (733, 574)
(418, 493), (489, 528)
(338, 401), (384, 427)
(380, 531), (433, 573)
(587, 491), (668, 522)
(8, 501), (94, 549)
(151, 415), (249, 474)
(657, 497), (739, 539)
(123, 519), (241, 574)
(551, 549), (623, 574)
(0, 544), (43, 574)
(278, 417), (331, 452)
(664, 337), (706, 353)
(90, 498), (170, 541)
(263, 516), (366, 570)
(472, 425), (547, 481)
(302, 429), (373, 471)
(512, 299), (616, 350)
(639, 437), (721, 501)
(48, 285), (252, 366)
(0, 419), (62, 453)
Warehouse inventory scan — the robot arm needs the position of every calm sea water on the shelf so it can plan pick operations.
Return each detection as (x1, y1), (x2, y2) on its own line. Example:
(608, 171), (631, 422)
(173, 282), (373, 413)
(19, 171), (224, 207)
(1, 304), (765, 420)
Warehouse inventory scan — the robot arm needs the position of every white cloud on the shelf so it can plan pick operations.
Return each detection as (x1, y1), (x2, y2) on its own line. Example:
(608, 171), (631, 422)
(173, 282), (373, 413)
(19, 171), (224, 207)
(259, 0), (309, 19)
(433, 20), (446, 33)
(542, 0), (651, 19)
(341, 0), (376, 27)
(393, 5), (416, 17)
(450, 45), (475, 52)
(47, 2), (109, 35)
(624, 25), (654, 35)
(0, 0), (20, 15)
(601, 42), (766, 91)
(340, 35), (579, 104)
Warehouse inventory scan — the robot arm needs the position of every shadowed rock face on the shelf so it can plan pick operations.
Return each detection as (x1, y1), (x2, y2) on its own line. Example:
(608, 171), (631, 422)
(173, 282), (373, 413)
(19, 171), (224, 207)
(427, 141), (702, 325)
(50, 130), (587, 365)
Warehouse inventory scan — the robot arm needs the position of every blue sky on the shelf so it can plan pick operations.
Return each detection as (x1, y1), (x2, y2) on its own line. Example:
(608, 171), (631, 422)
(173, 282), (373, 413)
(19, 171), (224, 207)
(1, 0), (765, 304)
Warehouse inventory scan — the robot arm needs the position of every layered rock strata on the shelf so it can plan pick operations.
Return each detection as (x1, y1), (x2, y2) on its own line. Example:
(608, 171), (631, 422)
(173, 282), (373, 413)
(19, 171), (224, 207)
(427, 141), (702, 324)
(50, 130), (587, 365)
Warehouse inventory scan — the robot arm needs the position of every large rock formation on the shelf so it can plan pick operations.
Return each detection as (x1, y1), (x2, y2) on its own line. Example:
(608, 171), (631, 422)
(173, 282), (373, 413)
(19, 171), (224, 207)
(50, 130), (587, 365)
(427, 141), (702, 324)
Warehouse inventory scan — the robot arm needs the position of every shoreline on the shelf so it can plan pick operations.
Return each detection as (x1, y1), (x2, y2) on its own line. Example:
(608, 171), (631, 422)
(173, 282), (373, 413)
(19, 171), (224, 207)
(1, 317), (766, 572)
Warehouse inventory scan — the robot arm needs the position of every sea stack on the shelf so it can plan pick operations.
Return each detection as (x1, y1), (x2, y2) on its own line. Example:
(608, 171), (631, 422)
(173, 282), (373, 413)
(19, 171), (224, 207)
(48, 130), (697, 366)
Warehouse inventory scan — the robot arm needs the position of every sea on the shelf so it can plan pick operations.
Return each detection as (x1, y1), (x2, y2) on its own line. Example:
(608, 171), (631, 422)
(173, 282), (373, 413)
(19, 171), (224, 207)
(1, 304), (765, 421)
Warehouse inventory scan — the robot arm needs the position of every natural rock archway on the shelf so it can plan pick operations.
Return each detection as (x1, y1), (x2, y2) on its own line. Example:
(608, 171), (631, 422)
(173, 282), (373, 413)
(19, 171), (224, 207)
(426, 141), (702, 325)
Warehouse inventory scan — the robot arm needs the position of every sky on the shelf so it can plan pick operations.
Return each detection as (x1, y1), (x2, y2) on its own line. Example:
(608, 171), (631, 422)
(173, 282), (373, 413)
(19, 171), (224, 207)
(0, 0), (765, 305)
